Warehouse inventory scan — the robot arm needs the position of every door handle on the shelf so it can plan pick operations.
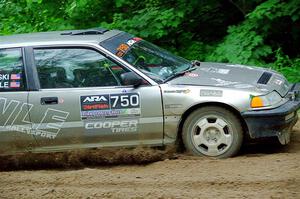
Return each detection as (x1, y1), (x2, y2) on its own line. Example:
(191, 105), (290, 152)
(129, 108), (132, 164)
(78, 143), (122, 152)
(41, 97), (58, 105)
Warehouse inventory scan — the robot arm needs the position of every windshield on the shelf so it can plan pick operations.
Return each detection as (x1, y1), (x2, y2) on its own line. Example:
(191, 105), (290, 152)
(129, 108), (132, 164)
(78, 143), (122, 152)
(100, 33), (192, 82)
(122, 40), (191, 82)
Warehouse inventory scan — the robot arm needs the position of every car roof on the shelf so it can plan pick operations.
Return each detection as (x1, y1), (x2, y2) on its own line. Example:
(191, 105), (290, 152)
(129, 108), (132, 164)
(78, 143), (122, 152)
(0, 29), (122, 48)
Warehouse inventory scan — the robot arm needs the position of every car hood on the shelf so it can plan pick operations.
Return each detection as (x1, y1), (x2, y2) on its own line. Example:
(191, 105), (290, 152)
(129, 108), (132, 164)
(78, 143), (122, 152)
(168, 62), (290, 96)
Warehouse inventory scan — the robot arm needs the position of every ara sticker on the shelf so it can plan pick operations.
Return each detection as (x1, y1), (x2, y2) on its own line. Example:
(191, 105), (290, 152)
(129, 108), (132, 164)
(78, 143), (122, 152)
(80, 93), (141, 119)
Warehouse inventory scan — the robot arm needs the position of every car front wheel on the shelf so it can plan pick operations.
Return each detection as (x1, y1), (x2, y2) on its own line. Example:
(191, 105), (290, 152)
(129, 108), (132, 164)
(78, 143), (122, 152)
(182, 106), (243, 158)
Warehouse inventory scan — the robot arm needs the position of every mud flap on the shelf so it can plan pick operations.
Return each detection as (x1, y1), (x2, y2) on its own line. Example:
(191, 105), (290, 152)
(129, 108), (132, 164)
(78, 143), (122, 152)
(277, 128), (291, 145)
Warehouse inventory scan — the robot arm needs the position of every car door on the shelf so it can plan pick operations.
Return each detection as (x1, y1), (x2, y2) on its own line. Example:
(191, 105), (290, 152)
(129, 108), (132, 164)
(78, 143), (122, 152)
(27, 46), (163, 152)
(0, 48), (36, 154)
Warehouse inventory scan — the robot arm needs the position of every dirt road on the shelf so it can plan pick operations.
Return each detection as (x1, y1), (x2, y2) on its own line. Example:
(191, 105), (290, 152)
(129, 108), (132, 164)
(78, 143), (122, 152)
(0, 122), (300, 199)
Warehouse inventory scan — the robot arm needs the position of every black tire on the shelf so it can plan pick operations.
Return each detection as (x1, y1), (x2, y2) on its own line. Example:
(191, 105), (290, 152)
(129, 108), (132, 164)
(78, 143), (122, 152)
(182, 106), (243, 158)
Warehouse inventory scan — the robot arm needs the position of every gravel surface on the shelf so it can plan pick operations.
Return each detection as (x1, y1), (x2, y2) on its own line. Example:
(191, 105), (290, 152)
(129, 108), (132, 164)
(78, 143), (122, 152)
(0, 122), (299, 199)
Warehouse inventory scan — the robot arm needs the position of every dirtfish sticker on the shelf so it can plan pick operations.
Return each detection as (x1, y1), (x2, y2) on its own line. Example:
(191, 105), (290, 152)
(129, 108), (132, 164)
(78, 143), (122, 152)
(0, 73), (21, 89)
(164, 89), (191, 94)
(80, 93), (141, 119)
(0, 97), (69, 139)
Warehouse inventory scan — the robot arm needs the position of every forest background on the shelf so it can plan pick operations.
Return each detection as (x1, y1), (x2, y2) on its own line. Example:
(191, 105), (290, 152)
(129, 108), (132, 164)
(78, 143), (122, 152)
(0, 0), (299, 82)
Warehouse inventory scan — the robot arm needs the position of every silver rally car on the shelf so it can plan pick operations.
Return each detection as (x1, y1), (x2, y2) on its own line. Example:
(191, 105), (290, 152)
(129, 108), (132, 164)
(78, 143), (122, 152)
(0, 28), (299, 158)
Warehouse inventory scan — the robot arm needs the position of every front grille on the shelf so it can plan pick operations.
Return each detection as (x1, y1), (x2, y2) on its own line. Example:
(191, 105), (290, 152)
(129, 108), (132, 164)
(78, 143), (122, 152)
(257, 72), (272, 84)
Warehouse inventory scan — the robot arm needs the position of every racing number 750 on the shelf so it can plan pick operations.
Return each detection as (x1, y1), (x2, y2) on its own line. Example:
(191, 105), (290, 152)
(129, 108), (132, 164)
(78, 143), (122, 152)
(111, 94), (139, 108)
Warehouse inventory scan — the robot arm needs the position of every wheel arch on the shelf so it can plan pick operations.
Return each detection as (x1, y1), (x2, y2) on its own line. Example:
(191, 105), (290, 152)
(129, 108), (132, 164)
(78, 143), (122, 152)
(177, 102), (249, 143)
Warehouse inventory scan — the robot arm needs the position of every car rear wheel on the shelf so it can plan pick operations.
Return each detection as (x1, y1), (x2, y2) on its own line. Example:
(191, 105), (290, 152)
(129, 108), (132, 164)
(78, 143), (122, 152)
(182, 106), (243, 158)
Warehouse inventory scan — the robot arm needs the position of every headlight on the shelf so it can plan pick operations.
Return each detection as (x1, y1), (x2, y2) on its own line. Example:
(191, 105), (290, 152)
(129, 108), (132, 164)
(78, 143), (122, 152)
(250, 91), (282, 108)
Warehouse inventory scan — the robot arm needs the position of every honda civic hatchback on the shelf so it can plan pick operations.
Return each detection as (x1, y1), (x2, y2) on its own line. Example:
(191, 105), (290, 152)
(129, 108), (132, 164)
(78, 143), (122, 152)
(0, 28), (299, 158)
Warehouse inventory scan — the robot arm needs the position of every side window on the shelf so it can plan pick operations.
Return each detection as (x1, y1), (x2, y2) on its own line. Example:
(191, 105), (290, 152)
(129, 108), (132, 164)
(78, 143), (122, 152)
(0, 48), (26, 91)
(33, 48), (130, 89)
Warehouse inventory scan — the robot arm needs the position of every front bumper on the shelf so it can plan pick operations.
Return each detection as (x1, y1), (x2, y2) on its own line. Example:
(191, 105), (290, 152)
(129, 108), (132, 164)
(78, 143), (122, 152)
(242, 83), (300, 143)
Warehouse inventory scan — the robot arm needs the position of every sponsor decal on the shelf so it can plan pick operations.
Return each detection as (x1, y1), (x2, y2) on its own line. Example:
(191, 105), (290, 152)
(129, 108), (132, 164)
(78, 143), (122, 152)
(200, 89), (223, 97)
(0, 97), (69, 139)
(122, 89), (128, 93)
(83, 95), (108, 103)
(0, 73), (22, 89)
(85, 119), (138, 134)
(116, 51), (125, 57)
(81, 108), (141, 118)
(226, 64), (255, 70)
(117, 43), (129, 52)
(211, 78), (239, 86)
(164, 89), (191, 94)
(81, 95), (110, 111)
(80, 93), (141, 119)
(200, 67), (230, 75)
(116, 43), (130, 57)
(165, 104), (183, 109)
(233, 84), (254, 89)
(116, 37), (142, 57)
(184, 72), (199, 77)
(126, 37), (142, 46)
(274, 79), (283, 85)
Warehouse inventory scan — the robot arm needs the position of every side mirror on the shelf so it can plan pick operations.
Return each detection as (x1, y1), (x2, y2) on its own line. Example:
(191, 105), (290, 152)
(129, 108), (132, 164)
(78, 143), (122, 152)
(121, 72), (144, 88)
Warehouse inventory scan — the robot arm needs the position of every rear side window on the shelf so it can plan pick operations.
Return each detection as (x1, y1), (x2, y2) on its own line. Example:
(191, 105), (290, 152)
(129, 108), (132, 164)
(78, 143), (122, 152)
(0, 48), (25, 91)
(34, 48), (130, 89)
